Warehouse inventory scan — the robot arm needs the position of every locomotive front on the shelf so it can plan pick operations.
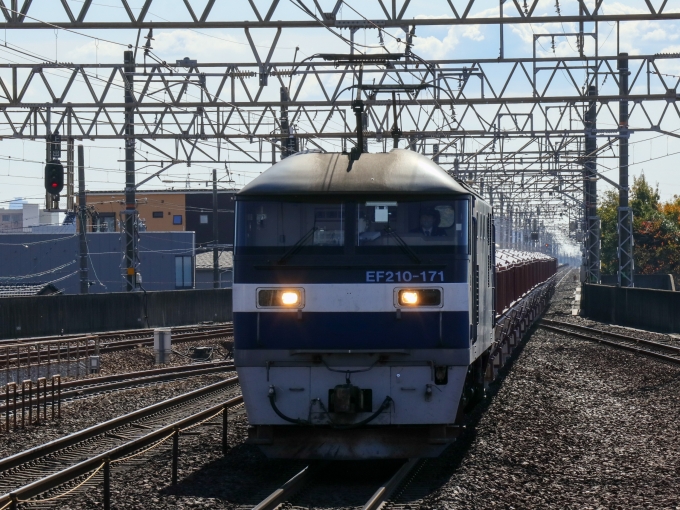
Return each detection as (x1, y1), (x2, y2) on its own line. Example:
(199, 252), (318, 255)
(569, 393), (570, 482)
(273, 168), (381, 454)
(233, 149), (489, 459)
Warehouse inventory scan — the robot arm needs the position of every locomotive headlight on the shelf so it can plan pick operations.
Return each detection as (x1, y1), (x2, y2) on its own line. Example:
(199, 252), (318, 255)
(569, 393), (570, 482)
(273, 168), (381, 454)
(400, 291), (419, 305)
(280, 291), (300, 305)
(258, 288), (305, 308)
(397, 289), (442, 307)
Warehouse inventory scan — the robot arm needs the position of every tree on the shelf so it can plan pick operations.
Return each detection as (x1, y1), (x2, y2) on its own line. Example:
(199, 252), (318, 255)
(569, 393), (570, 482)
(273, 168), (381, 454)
(598, 174), (680, 281)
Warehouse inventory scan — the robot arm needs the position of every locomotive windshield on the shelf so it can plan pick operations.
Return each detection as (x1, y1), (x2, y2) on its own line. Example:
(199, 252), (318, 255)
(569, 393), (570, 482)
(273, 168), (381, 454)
(236, 201), (345, 255)
(236, 198), (469, 257)
(357, 200), (468, 251)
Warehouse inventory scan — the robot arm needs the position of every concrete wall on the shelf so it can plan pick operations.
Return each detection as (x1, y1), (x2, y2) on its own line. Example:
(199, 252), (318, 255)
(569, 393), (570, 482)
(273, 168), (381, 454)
(0, 231), (194, 294)
(582, 284), (680, 333)
(600, 274), (676, 291)
(0, 288), (232, 339)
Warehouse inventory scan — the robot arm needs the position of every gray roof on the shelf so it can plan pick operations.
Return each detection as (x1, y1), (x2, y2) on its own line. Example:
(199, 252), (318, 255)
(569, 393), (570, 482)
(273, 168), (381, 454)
(195, 250), (233, 270)
(0, 283), (61, 298)
(238, 149), (470, 196)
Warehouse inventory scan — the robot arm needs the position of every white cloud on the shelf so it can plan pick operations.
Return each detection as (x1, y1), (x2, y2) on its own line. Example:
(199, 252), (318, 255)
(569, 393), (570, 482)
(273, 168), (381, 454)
(463, 25), (485, 42)
(412, 27), (460, 60)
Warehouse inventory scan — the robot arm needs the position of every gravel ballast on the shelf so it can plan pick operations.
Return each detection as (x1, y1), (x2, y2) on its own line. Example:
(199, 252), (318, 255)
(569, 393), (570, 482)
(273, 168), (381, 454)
(0, 372), (237, 459)
(7, 269), (680, 508)
(411, 269), (680, 509)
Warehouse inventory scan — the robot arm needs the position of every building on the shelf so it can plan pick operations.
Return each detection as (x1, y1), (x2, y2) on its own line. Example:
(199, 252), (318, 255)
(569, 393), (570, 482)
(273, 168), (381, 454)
(195, 250), (233, 289)
(0, 231), (195, 294)
(79, 189), (237, 248)
(0, 203), (62, 233)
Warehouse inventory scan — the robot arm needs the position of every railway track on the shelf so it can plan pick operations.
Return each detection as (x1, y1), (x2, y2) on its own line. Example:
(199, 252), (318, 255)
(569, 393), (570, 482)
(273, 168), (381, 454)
(0, 324), (234, 368)
(0, 376), (240, 505)
(0, 360), (235, 415)
(539, 318), (680, 365)
(0, 323), (231, 347)
(250, 458), (421, 510)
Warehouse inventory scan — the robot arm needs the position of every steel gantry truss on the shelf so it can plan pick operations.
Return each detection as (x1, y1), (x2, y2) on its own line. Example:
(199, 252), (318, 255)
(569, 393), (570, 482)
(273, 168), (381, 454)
(1, 0), (679, 287)
(0, 0), (678, 28)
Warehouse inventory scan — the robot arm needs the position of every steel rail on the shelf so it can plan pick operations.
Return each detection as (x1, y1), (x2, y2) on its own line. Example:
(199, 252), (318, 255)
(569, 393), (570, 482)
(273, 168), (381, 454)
(0, 361), (235, 414)
(539, 321), (680, 365)
(0, 375), (239, 473)
(363, 458), (421, 510)
(251, 458), (421, 510)
(0, 326), (234, 365)
(541, 319), (680, 355)
(0, 323), (232, 346)
(252, 466), (311, 510)
(0, 394), (243, 506)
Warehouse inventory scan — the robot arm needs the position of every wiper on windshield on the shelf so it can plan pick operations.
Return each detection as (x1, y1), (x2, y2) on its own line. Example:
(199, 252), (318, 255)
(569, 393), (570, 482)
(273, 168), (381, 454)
(277, 226), (317, 264)
(383, 226), (421, 264)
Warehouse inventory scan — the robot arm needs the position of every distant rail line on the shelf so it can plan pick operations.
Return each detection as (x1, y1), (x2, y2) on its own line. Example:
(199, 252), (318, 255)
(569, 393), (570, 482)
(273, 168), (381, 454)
(0, 324), (234, 371)
(0, 361), (235, 417)
(0, 323), (233, 348)
(540, 319), (680, 365)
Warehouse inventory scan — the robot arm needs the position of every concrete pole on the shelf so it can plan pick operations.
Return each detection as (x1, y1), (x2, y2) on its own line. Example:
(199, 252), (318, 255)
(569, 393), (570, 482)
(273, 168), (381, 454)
(213, 169), (219, 289)
(78, 145), (88, 294)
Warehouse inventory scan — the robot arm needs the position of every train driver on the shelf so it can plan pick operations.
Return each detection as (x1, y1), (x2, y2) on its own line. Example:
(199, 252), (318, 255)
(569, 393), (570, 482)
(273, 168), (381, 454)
(410, 209), (447, 237)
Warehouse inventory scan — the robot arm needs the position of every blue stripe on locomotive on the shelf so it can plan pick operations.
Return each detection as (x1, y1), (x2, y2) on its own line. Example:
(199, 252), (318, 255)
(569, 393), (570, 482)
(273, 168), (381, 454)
(233, 311), (470, 350)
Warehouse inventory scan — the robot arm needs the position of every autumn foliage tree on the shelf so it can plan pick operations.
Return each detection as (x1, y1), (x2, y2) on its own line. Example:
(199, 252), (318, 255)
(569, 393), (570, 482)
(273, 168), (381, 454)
(599, 174), (680, 280)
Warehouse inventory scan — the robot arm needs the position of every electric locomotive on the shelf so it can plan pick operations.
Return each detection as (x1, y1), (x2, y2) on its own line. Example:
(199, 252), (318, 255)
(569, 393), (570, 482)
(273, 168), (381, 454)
(233, 148), (553, 459)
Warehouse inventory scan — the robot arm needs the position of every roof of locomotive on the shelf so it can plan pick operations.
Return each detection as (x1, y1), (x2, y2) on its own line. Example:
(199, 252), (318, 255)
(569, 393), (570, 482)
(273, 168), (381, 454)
(237, 149), (472, 196)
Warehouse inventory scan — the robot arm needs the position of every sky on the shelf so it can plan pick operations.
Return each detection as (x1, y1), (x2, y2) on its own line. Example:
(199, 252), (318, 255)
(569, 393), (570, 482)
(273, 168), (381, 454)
(0, 0), (679, 214)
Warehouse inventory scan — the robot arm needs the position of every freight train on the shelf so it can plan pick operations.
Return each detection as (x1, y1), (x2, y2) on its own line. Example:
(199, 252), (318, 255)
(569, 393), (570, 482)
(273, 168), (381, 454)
(232, 149), (557, 459)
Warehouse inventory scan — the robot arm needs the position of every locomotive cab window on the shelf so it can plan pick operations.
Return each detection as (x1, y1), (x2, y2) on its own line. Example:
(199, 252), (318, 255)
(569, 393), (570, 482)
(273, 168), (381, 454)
(357, 199), (469, 254)
(236, 200), (345, 255)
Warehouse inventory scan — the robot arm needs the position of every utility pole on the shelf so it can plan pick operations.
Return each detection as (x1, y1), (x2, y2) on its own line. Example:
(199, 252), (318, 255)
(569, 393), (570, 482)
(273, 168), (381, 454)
(123, 50), (137, 291)
(213, 169), (219, 289)
(78, 144), (88, 294)
(618, 53), (634, 287)
(584, 85), (600, 284)
(45, 108), (60, 211)
(66, 110), (75, 211)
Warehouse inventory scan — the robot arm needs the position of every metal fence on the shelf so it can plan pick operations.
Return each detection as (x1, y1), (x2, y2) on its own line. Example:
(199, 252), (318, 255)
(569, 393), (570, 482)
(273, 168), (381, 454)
(0, 289), (233, 340)
(581, 284), (680, 333)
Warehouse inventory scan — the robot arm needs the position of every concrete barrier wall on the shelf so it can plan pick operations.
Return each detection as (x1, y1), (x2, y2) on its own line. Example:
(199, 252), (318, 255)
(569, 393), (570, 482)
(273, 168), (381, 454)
(0, 289), (232, 339)
(600, 274), (676, 291)
(582, 284), (680, 333)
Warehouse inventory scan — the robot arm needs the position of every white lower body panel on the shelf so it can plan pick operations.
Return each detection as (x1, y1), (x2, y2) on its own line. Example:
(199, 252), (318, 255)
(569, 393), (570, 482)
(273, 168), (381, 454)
(237, 364), (467, 426)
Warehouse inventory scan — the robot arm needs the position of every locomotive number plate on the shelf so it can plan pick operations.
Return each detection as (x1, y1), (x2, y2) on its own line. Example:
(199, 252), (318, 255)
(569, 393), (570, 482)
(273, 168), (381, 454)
(365, 270), (445, 283)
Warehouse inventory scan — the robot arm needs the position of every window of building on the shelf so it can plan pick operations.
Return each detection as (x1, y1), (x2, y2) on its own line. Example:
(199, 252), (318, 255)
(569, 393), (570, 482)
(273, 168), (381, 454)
(1, 215), (9, 221)
(152, 211), (163, 218)
(200, 214), (209, 224)
(173, 215), (183, 225)
(93, 214), (116, 232)
(175, 256), (193, 288)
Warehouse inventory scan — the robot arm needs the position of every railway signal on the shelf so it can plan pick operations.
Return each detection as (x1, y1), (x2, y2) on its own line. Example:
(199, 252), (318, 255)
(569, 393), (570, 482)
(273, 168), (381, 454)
(44, 161), (64, 195)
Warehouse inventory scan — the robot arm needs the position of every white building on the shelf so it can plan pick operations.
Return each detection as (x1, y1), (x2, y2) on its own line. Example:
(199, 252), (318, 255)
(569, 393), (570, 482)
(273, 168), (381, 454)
(0, 203), (66, 233)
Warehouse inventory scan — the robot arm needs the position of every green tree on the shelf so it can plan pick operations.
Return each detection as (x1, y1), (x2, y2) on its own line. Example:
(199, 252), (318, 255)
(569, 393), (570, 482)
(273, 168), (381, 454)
(598, 189), (619, 276)
(598, 174), (680, 280)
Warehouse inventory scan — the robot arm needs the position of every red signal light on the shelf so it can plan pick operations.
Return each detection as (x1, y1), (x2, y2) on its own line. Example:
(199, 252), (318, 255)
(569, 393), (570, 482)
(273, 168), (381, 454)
(51, 182), (57, 188)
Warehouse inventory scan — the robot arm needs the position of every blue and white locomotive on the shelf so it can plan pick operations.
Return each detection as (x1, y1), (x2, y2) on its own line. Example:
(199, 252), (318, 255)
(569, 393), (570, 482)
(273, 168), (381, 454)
(233, 149), (553, 459)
